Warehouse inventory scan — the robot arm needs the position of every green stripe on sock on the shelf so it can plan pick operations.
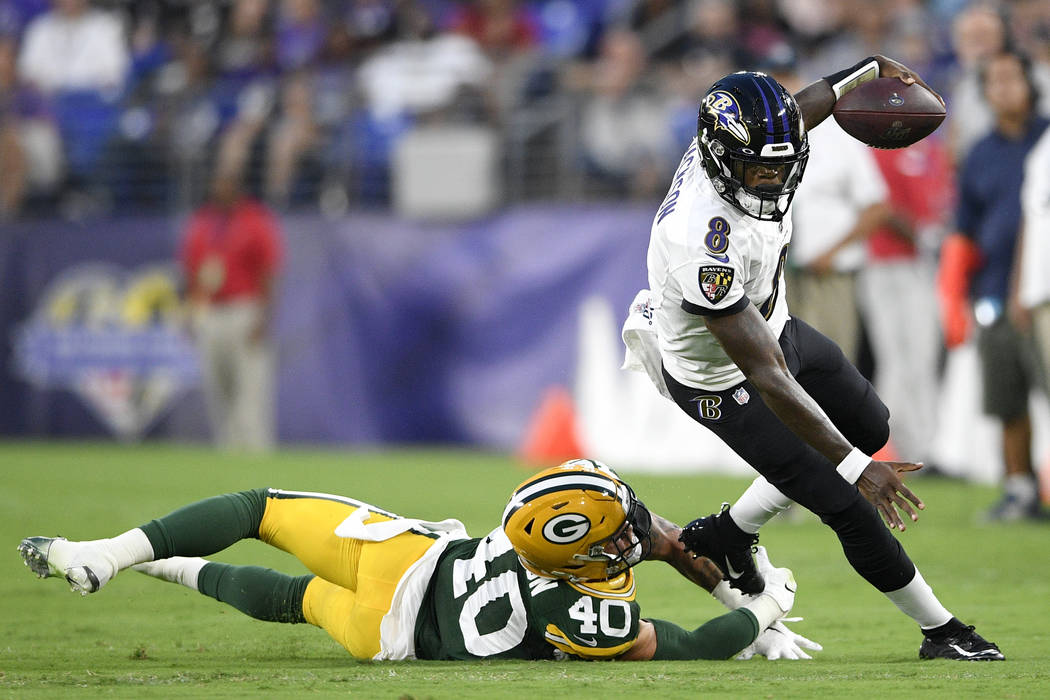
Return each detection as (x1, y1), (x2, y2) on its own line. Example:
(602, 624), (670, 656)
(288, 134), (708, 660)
(139, 488), (270, 559)
(197, 562), (313, 624)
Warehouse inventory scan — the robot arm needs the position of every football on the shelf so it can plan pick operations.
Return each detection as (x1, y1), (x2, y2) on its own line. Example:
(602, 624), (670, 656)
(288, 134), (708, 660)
(832, 78), (946, 149)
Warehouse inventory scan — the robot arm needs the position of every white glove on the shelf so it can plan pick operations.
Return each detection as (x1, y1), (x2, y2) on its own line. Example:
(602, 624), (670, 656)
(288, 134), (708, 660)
(759, 564), (797, 614)
(754, 545), (776, 577)
(750, 545), (795, 613)
(737, 618), (824, 660)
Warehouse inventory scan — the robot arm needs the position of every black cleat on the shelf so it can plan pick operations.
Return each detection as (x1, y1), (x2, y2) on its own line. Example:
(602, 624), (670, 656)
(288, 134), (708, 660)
(919, 619), (1004, 661)
(679, 503), (764, 594)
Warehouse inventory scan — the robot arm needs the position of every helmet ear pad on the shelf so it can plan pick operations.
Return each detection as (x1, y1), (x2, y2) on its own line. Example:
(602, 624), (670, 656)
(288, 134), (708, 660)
(697, 72), (810, 221)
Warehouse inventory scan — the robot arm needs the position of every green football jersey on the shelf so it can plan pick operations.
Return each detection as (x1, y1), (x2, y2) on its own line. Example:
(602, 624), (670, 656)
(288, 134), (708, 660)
(414, 527), (641, 660)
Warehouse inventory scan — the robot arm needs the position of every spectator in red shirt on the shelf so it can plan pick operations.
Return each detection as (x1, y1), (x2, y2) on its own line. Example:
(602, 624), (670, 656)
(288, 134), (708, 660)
(447, 0), (538, 58)
(857, 136), (954, 468)
(180, 167), (284, 452)
(446, 0), (538, 121)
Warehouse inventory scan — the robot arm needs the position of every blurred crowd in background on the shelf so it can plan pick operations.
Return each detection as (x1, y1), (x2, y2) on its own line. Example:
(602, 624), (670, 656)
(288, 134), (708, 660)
(4, 0), (1050, 520)
(0, 0), (1048, 220)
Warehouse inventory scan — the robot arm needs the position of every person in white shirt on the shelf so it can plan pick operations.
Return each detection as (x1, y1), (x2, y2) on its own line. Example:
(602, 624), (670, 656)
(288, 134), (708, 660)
(787, 117), (890, 364)
(1017, 126), (1050, 395)
(17, 0), (128, 94)
(630, 56), (1002, 660)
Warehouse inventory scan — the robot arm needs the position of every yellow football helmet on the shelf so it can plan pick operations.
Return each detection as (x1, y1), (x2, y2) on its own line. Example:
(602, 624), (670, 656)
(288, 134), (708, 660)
(502, 459), (652, 582)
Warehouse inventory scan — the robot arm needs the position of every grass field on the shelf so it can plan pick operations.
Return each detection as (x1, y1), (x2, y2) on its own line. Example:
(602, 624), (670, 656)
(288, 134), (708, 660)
(2, 441), (1048, 699)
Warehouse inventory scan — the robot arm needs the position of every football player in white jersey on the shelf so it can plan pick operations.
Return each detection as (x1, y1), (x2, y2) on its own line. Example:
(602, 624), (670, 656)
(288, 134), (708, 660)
(639, 57), (1003, 660)
(18, 460), (817, 662)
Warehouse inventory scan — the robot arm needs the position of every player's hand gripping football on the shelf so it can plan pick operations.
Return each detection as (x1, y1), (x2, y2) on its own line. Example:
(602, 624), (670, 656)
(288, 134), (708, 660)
(856, 459), (925, 531)
(871, 54), (945, 108)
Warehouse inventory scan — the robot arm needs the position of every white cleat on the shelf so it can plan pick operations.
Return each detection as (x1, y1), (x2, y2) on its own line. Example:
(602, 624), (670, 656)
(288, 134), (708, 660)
(18, 536), (118, 595)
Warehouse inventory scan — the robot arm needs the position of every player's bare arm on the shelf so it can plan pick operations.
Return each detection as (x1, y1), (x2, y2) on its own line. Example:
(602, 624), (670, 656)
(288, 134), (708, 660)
(703, 303), (924, 530)
(794, 55), (943, 131)
(645, 512), (724, 592)
(620, 516), (721, 661)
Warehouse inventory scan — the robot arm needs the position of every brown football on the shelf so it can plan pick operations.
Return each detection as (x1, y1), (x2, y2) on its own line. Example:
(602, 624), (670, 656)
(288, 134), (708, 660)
(832, 78), (945, 149)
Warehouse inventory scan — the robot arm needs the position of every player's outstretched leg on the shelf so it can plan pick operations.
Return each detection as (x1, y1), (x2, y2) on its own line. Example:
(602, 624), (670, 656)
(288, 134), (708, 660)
(679, 503), (764, 594)
(818, 495), (1005, 661)
(17, 489), (269, 595)
(135, 557), (313, 624)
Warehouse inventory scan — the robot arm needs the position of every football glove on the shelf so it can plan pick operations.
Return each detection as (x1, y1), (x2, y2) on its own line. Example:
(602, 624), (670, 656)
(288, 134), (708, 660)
(751, 546), (796, 614)
(737, 618), (823, 660)
(753, 544), (776, 576)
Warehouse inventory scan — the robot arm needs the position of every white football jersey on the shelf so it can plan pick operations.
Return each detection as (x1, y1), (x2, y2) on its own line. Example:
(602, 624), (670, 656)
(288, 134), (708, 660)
(648, 138), (792, 390)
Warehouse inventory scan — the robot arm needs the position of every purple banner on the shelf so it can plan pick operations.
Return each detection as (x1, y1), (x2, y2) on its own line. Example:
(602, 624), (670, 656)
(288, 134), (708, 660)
(1, 204), (655, 447)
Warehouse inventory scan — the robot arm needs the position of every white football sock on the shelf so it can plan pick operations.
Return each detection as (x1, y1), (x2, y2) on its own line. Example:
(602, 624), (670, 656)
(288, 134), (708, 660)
(729, 476), (793, 534)
(1004, 474), (1038, 505)
(132, 557), (208, 591)
(51, 527), (153, 571)
(89, 528), (155, 570)
(884, 569), (953, 629)
(65, 528), (152, 570)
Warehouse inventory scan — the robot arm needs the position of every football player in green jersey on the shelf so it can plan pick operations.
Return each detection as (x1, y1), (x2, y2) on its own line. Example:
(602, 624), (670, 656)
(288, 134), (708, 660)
(18, 460), (815, 661)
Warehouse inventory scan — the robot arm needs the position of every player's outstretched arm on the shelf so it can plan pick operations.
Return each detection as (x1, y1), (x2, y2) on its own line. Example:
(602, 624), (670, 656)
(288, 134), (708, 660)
(794, 55), (943, 131)
(644, 511), (724, 592)
(617, 566), (798, 661)
(704, 304), (924, 531)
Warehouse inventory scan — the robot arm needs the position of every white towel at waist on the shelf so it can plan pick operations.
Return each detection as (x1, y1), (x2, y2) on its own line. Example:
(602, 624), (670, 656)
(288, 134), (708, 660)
(621, 288), (672, 401)
(334, 506), (468, 541)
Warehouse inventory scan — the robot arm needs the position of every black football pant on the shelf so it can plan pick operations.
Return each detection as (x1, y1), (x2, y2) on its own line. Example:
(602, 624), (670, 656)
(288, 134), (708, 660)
(663, 316), (916, 593)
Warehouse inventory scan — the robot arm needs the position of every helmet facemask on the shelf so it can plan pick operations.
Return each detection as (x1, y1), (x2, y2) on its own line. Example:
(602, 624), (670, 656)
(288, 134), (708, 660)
(700, 128), (808, 221)
(574, 484), (653, 578)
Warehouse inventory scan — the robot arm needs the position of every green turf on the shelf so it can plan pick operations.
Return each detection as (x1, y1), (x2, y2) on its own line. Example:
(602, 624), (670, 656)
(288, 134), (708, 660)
(2, 441), (1047, 699)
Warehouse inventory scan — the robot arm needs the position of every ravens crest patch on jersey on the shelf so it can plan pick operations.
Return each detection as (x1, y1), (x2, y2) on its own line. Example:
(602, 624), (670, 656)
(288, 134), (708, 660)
(698, 265), (734, 304)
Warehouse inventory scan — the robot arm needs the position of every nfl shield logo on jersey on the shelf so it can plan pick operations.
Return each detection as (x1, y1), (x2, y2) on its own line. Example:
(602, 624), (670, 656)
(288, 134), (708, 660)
(699, 265), (734, 304)
(733, 386), (750, 405)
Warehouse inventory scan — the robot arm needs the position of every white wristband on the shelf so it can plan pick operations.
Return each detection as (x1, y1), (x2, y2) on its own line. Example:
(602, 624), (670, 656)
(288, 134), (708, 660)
(829, 59), (879, 100)
(836, 447), (871, 484)
(743, 594), (785, 631)
(712, 579), (749, 610)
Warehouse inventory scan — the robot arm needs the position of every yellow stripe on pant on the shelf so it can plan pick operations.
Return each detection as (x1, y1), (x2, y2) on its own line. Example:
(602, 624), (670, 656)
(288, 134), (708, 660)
(258, 491), (436, 659)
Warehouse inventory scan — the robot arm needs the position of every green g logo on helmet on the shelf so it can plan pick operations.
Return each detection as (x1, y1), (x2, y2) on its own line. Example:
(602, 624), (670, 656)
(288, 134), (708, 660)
(542, 513), (591, 544)
(502, 459), (653, 582)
